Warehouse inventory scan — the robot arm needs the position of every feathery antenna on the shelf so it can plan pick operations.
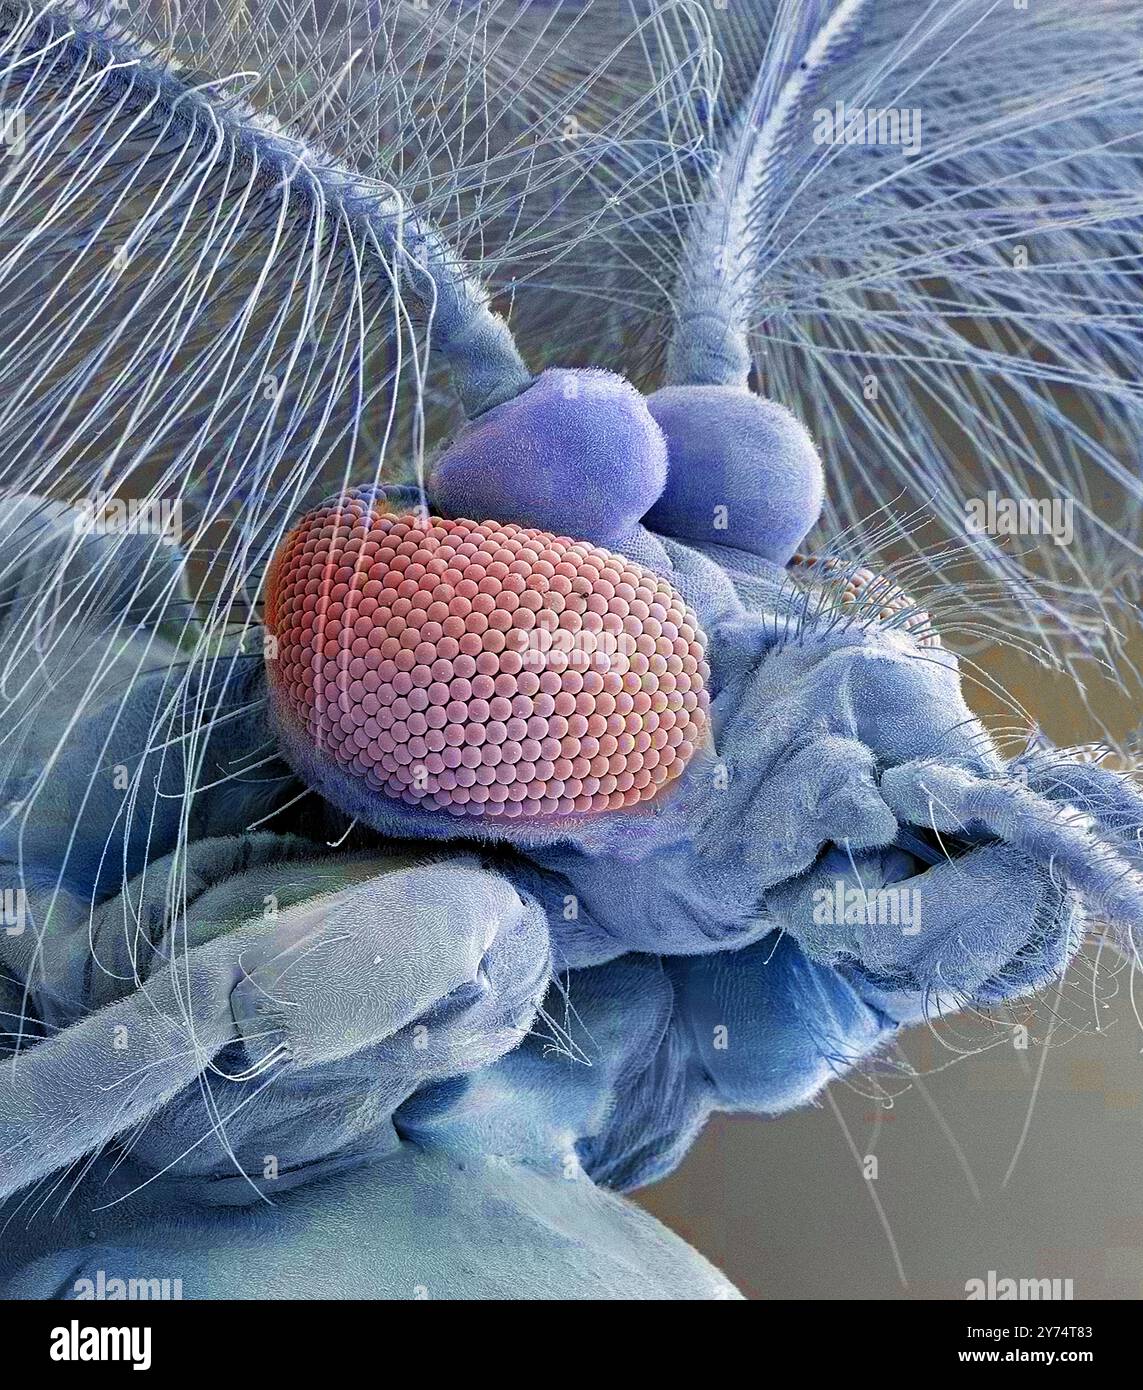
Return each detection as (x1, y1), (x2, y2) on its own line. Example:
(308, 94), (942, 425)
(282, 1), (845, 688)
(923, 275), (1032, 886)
(667, 0), (869, 387)
(0, 0), (531, 418)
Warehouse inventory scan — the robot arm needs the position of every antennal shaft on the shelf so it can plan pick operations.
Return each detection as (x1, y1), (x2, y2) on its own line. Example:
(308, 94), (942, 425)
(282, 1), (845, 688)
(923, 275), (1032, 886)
(667, 0), (869, 388)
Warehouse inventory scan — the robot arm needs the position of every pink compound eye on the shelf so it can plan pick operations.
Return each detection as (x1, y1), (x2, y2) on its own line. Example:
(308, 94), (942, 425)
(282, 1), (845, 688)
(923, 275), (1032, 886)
(265, 494), (710, 820)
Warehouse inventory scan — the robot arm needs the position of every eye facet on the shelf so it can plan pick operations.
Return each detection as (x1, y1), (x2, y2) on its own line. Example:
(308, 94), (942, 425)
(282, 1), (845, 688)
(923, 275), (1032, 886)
(266, 493), (710, 820)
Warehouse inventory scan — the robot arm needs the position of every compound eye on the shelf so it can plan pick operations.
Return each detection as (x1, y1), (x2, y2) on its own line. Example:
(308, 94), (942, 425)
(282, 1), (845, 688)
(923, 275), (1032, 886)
(265, 493), (710, 820)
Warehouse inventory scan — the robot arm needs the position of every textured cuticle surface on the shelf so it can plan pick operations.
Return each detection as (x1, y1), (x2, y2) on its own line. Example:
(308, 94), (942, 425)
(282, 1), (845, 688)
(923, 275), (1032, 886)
(266, 494), (710, 819)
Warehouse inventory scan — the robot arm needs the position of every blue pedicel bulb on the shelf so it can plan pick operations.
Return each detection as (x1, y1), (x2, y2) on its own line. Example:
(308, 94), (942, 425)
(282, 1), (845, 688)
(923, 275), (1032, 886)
(430, 367), (669, 548)
(430, 366), (823, 564)
(644, 385), (825, 564)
